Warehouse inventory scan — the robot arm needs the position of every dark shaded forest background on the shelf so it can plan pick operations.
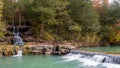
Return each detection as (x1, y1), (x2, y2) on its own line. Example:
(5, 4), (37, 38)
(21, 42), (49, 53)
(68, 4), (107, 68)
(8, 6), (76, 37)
(0, 0), (120, 47)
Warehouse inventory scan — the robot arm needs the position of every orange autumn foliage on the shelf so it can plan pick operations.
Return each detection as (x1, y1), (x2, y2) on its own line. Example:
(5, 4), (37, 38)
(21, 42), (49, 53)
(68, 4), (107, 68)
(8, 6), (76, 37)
(109, 19), (120, 43)
(92, 0), (109, 11)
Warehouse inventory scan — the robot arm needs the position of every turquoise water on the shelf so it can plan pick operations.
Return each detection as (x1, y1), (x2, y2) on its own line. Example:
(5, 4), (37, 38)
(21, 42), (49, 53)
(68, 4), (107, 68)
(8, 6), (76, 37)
(80, 46), (120, 54)
(0, 55), (120, 68)
(0, 55), (84, 68)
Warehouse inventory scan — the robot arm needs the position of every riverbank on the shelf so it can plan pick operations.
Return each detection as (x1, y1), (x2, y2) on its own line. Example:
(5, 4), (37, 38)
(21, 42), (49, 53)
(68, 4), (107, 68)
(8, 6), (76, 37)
(0, 42), (75, 57)
(0, 42), (120, 57)
(80, 46), (120, 55)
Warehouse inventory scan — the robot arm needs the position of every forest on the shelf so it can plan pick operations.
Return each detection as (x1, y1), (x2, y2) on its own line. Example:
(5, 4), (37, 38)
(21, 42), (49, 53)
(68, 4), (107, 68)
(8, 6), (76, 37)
(0, 0), (120, 47)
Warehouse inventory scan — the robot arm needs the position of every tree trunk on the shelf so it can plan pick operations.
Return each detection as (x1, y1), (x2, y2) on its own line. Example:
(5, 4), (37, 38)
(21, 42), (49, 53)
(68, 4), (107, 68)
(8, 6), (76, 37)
(5, 19), (7, 26)
(40, 23), (44, 37)
(19, 13), (21, 26)
(12, 17), (14, 26)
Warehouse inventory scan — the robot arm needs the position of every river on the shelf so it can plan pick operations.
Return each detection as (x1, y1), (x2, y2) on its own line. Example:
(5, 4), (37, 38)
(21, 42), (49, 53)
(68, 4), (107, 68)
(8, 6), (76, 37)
(0, 54), (120, 68)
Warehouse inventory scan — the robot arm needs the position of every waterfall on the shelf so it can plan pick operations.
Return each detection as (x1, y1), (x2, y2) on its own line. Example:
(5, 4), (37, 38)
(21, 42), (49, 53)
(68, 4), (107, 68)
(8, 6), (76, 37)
(12, 26), (24, 57)
(12, 50), (22, 57)
(62, 50), (120, 68)
(69, 50), (120, 64)
(91, 55), (113, 63)
(16, 50), (22, 56)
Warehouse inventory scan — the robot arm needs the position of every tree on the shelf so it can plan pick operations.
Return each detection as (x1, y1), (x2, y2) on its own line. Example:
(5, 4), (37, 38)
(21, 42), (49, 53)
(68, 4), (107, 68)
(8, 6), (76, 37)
(107, 1), (120, 44)
(25, 0), (72, 40)
(99, 0), (120, 44)
(68, 0), (100, 33)
(3, 0), (15, 25)
(68, 0), (101, 46)
(0, 0), (6, 37)
(51, 0), (72, 40)
(28, 0), (56, 38)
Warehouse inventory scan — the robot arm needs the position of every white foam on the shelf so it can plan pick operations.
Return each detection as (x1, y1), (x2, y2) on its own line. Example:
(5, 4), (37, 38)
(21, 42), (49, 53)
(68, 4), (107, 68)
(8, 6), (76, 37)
(91, 55), (105, 62)
(62, 54), (83, 62)
(103, 63), (120, 68)
(12, 50), (22, 57)
(79, 58), (100, 66)
(62, 54), (120, 68)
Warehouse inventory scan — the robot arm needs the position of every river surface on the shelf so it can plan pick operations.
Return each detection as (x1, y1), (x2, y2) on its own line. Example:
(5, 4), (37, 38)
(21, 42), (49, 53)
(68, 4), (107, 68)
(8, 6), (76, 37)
(80, 46), (120, 54)
(0, 55), (120, 68)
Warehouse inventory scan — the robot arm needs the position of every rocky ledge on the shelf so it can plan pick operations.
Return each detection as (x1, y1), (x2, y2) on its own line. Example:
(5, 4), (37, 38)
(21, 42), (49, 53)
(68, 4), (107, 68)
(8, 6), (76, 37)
(0, 44), (75, 57)
(27, 44), (72, 55)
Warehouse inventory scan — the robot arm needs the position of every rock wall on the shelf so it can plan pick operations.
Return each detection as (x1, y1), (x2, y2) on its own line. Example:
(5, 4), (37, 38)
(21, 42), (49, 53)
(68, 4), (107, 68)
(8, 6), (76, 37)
(0, 45), (71, 57)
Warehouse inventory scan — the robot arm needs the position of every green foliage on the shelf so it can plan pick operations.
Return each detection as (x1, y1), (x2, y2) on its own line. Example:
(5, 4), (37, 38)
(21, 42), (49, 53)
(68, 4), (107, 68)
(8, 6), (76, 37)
(0, 0), (6, 37)
(99, 0), (120, 44)
(109, 1), (120, 21)
(81, 32), (100, 47)
(0, 21), (6, 37)
(67, 0), (100, 46)
(3, 0), (15, 23)
(43, 32), (54, 41)
(24, 0), (72, 39)
(68, 0), (100, 33)
(69, 23), (81, 32)
(2, 0), (120, 46)
(114, 33), (120, 42)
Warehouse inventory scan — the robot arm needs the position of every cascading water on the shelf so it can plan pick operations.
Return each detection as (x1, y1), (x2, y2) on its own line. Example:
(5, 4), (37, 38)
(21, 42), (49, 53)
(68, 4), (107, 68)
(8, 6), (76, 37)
(62, 50), (120, 68)
(12, 26), (24, 57)
(13, 50), (22, 57)
(91, 55), (113, 63)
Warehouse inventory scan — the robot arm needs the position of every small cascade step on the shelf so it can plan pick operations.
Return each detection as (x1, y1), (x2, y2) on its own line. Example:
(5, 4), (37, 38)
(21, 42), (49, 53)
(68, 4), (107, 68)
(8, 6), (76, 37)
(91, 55), (113, 63)
(12, 50), (22, 57)
(69, 50), (120, 64)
